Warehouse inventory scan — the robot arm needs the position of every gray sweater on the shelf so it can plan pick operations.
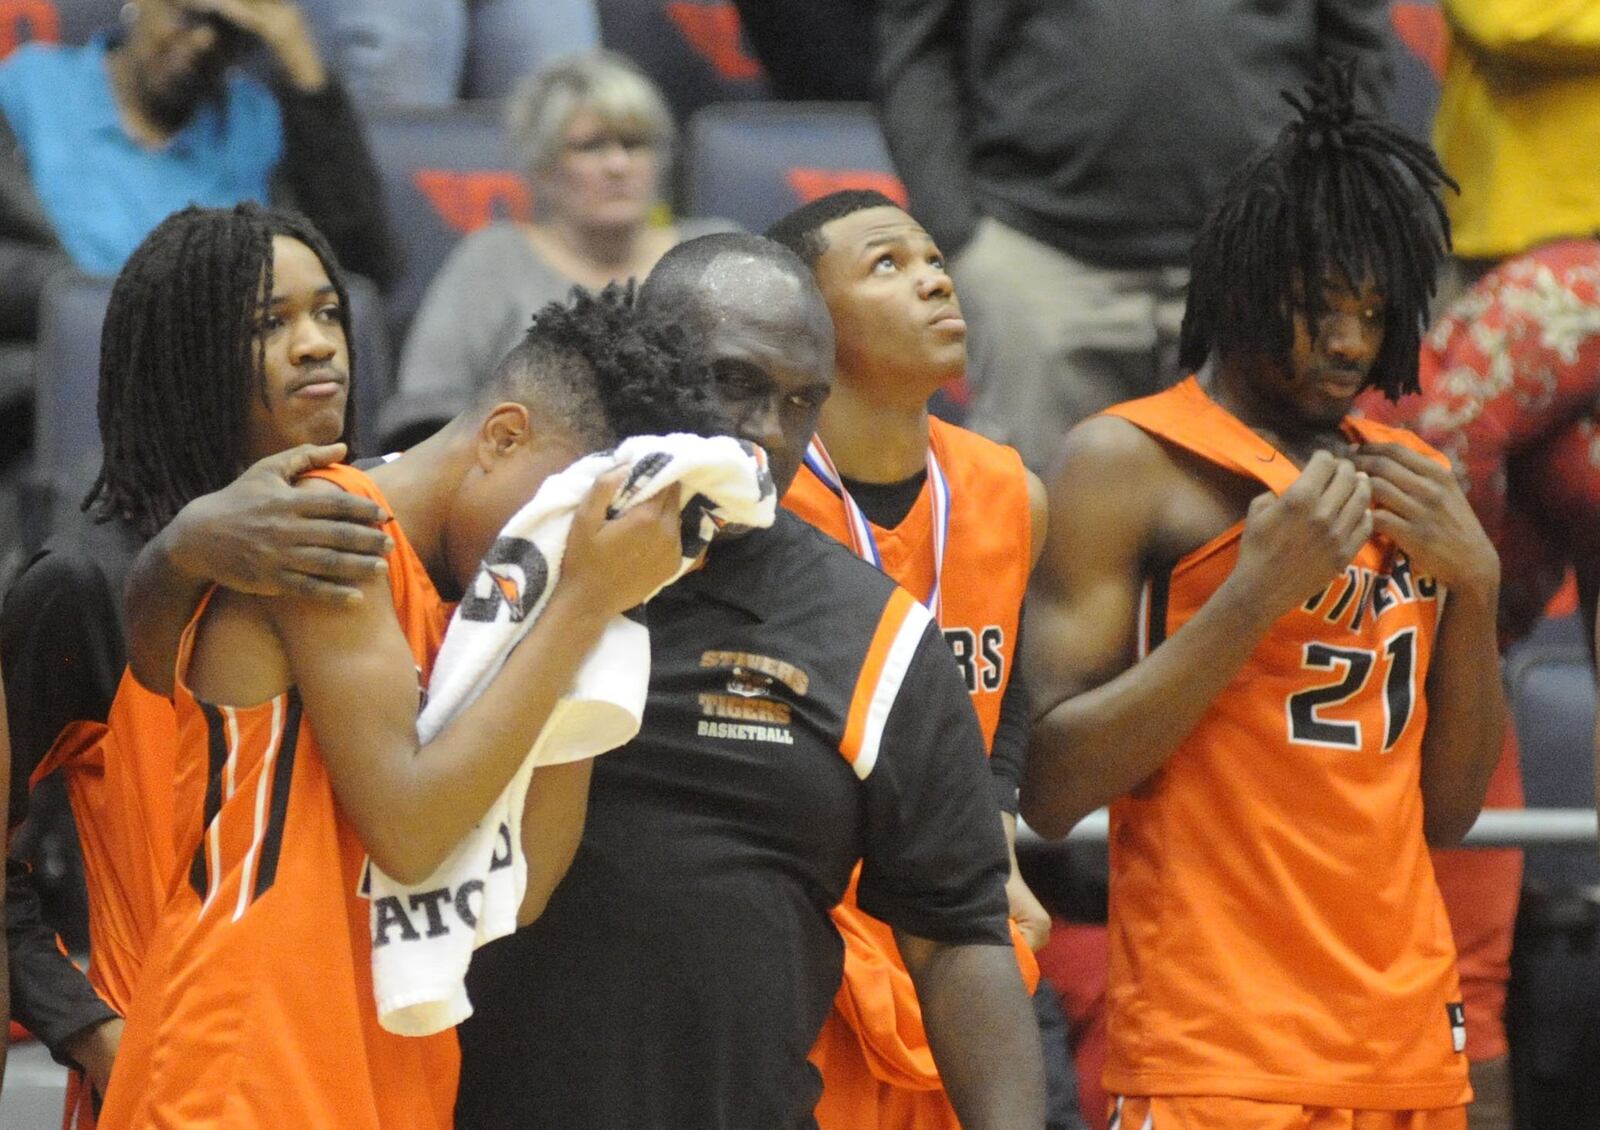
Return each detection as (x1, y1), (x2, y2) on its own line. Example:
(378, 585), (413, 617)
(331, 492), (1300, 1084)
(878, 0), (1394, 267)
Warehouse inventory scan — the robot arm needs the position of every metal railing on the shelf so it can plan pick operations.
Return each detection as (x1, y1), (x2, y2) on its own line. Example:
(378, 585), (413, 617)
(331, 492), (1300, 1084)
(1020, 808), (1600, 848)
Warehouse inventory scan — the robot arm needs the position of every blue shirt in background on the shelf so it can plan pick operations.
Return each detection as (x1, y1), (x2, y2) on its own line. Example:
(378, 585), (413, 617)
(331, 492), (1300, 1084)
(0, 33), (283, 275)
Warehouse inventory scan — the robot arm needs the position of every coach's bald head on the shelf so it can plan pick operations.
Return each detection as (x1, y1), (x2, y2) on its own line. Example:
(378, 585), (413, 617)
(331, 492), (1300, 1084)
(641, 233), (835, 494)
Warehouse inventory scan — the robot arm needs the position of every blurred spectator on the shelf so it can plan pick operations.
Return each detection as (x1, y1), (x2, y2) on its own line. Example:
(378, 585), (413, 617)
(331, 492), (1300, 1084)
(876, 0), (1394, 474)
(0, 0), (393, 396)
(388, 50), (732, 444)
(298, 0), (598, 106)
(0, 0), (393, 281)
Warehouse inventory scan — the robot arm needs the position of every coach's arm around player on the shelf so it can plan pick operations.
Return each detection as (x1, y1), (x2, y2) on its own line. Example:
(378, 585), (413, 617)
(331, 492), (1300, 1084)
(123, 441), (393, 697)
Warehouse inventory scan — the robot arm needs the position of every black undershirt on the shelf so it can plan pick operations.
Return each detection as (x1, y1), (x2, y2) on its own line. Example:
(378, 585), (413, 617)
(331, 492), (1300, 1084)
(839, 470), (927, 529)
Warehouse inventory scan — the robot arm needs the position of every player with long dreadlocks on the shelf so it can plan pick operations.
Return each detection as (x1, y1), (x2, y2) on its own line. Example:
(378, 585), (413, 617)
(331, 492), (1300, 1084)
(2, 202), (395, 1119)
(1020, 63), (1503, 1128)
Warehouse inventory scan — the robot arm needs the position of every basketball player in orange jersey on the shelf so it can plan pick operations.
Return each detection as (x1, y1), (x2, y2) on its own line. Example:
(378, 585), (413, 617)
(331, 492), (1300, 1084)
(1022, 65), (1504, 1129)
(766, 190), (1051, 1130)
(4, 203), (401, 1121)
(97, 286), (710, 1130)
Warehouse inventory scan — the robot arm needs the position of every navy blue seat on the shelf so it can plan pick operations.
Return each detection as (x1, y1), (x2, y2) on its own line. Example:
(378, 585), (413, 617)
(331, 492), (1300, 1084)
(360, 101), (523, 344)
(31, 271), (109, 481)
(684, 101), (904, 236)
(1505, 613), (1597, 890)
(24, 271), (111, 550)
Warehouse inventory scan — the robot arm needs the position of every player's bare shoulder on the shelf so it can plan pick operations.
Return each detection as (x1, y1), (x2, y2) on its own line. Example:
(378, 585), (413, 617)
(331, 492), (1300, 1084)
(1049, 415), (1188, 544)
(1050, 413), (1261, 575)
(187, 585), (292, 707)
(1056, 413), (1172, 480)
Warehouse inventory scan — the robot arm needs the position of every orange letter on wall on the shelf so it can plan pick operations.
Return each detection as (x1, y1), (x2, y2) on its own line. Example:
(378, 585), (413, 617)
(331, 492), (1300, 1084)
(0, 0), (59, 59)
(1391, 2), (1448, 80)
(666, 2), (764, 82)
(413, 170), (533, 233)
(787, 170), (909, 210)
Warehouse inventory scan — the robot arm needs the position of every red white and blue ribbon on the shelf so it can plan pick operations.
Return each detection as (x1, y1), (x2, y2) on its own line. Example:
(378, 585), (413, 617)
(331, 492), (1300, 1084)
(802, 436), (952, 623)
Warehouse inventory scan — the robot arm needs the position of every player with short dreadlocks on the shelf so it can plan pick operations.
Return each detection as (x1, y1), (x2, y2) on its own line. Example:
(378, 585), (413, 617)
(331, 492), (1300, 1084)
(1179, 60), (1455, 405)
(100, 282), (727, 1128)
(480, 282), (728, 448)
(1022, 67), (1500, 1128)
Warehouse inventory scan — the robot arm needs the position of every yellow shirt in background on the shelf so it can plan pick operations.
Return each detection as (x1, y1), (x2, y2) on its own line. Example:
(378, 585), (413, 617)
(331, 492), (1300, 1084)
(1435, 0), (1600, 259)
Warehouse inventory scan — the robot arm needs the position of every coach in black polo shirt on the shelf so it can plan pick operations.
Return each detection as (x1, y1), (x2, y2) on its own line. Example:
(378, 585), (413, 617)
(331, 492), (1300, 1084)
(455, 235), (1046, 1130)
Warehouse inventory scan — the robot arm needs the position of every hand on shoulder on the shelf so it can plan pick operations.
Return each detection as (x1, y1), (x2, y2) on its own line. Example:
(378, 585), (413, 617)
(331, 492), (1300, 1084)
(165, 443), (392, 606)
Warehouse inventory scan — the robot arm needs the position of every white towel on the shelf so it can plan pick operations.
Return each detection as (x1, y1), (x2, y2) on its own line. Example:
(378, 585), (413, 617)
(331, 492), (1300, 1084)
(369, 433), (776, 1035)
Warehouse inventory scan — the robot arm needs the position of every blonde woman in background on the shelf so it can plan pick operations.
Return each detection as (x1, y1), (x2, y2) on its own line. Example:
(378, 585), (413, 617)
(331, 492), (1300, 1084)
(391, 50), (734, 442)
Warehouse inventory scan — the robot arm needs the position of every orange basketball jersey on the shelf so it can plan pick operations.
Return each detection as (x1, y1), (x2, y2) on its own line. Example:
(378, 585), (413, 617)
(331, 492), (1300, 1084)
(785, 417), (1037, 1129)
(99, 465), (459, 1130)
(1101, 378), (1469, 1109)
(784, 416), (1030, 748)
(32, 670), (177, 1019)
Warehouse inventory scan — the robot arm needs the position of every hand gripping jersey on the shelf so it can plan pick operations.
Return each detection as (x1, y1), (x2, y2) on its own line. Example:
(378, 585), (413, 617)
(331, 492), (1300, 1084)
(99, 465), (459, 1130)
(1101, 378), (1469, 1109)
(784, 416), (1037, 1129)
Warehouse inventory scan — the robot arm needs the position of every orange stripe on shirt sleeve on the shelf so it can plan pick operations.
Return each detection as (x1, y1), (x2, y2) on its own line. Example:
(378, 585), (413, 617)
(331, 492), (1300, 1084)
(841, 588), (935, 779)
(841, 588), (917, 768)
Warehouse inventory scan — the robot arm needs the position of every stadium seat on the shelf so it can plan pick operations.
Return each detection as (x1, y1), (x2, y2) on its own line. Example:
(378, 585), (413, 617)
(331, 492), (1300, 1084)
(344, 276), (392, 456)
(21, 272), (109, 552)
(684, 102), (905, 236)
(1504, 612), (1598, 890)
(31, 271), (109, 478)
(359, 101), (525, 343)
(0, 0), (114, 58)
(597, 0), (769, 122)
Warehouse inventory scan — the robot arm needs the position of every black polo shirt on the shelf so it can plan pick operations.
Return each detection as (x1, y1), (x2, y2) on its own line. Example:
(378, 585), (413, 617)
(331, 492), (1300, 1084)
(456, 512), (1011, 1130)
